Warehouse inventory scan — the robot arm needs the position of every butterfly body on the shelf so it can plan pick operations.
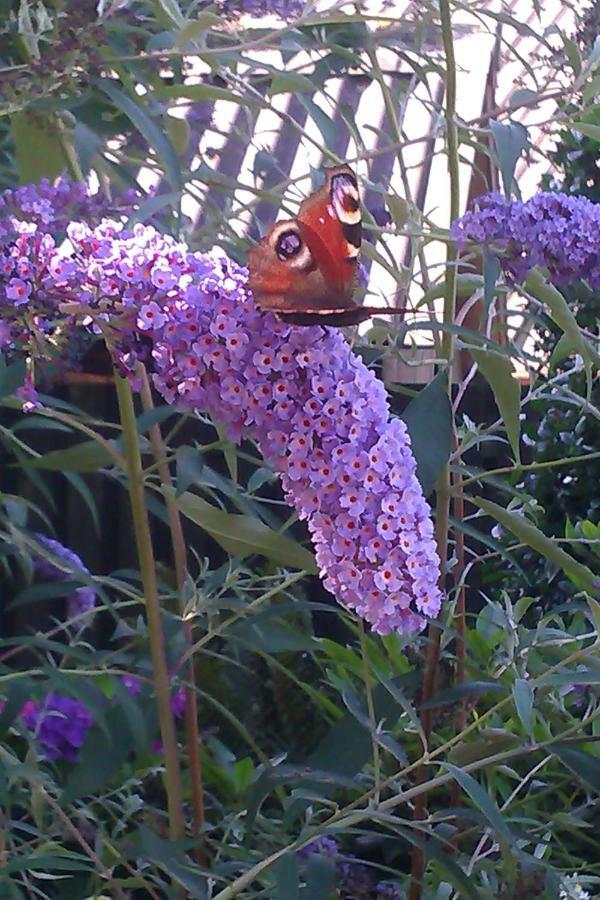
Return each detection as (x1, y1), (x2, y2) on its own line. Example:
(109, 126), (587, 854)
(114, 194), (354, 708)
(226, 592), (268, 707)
(248, 164), (393, 326)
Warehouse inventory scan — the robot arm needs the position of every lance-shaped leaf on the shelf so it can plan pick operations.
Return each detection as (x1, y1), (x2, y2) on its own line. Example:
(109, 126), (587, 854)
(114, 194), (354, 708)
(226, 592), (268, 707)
(471, 348), (521, 463)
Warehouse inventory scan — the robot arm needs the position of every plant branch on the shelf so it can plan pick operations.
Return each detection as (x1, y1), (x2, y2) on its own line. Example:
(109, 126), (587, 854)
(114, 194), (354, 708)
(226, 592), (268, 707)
(410, 1), (460, 896)
(113, 373), (185, 843)
(138, 365), (206, 862)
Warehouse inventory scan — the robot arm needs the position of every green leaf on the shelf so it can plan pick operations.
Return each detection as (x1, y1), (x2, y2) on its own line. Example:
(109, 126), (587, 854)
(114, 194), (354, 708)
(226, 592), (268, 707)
(512, 678), (534, 736)
(586, 595), (600, 638)
(304, 854), (336, 899)
(135, 406), (175, 434)
(443, 763), (514, 844)
(472, 496), (596, 594)
(155, 83), (263, 107)
(25, 441), (115, 472)
(525, 268), (597, 368)
(297, 95), (337, 146)
(275, 854), (299, 900)
(154, 0), (185, 27)
(470, 348), (521, 463)
(570, 121), (600, 141)
(582, 74), (600, 104)
(401, 370), (452, 495)
(0, 359), (26, 398)
(132, 827), (209, 896)
(93, 78), (181, 194)
(175, 12), (221, 46)
(175, 446), (204, 496)
(11, 112), (69, 184)
(551, 745), (600, 793)
(214, 421), (237, 484)
(172, 489), (317, 572)
(490, 119), (528, 195)
(269, 72), (315, 96)
(483, 250), (501, 315)
(61, 707), (134, 804)
(563, 36), (582, 75)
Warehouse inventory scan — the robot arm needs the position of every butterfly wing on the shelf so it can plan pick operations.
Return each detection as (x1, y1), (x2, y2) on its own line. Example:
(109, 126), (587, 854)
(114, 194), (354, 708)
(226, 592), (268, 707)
(247, 164), (362, 318)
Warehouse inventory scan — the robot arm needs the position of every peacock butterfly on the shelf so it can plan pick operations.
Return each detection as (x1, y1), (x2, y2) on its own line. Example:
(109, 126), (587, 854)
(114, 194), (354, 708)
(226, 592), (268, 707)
(247, 163), (407, 326)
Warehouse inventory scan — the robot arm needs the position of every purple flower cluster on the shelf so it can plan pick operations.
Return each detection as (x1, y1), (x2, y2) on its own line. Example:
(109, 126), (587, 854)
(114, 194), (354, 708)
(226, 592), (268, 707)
(21, 694), (93, 762)
(122, 674), (187, 719)
(299, 836), (403, 899)
(0, 185), (441, 634)
(451, 191), (600, 288)
(217, 0), (303, 20)
(41, 218), (441, 634)
(0, 178), (138, 238)
(33, 534), (96, 622)
(0, 179), (138, 408)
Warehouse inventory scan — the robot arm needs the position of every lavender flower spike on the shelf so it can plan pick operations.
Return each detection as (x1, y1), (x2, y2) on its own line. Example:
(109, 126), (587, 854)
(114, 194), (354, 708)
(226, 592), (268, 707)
(451, 190), (600, 288)
(2, 212), (442, 636)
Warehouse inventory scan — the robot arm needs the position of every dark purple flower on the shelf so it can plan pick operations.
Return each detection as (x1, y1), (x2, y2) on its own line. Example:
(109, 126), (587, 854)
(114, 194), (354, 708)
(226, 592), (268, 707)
(451, 191), (600, 288)
(21, 694), (93, 762)
(376, 883), (404, 900)
(33, 534), (96, 621)
(216, 0), (303, 20)
(121, 674), (142, 696)
(122, 675), (186, 719)
(298, 835), (340, 859)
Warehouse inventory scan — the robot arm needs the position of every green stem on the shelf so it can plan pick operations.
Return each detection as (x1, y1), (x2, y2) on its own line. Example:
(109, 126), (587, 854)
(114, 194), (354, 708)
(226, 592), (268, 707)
(113, 374), (185, 843)
(359, 623), (381, 805)
(460, 449), (600, 488)
(138, 366), (206, 861)
(410, 1), (460, 896)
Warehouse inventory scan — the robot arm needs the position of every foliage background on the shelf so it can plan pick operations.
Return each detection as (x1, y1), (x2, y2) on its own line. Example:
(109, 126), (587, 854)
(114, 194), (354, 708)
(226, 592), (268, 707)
(1, 1), (600, 899)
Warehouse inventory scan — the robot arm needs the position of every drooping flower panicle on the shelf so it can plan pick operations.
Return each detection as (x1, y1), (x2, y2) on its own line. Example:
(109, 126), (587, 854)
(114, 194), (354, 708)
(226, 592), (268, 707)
(46, 219), (442, 635)
(0, 181), (441, 636)
(451, 190), (600, 288)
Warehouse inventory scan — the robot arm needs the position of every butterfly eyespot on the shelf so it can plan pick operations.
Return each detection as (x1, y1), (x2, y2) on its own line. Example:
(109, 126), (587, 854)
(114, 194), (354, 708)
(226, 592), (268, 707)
(276, 230), (303, 260)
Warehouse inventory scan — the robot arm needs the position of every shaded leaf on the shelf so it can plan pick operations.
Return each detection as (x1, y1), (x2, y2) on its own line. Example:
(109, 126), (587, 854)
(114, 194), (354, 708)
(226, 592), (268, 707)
(401, 370), (452, 495)
(93, 78), (181, 194)
(25, 441), (115, 472)
(471, 348), (521, 463)
(551, 745), (600, 794)
(443, 763), (514, 844)
(269, 72), (315, 96)
(172, 489), (317, 572)
(571, 121), (600, 142)
(275, 854), (299, 900)
(0, 359), (26, 399)
(512, 679), (534, 736)
(176, 12), (221, 45)
(176, 446), (204, 496)
(490, 119), (528, 195)
(11, 112), (69, 184)
(303, 854), (336, 899)
(472, 496), (596, 594)
(483, 250), (501, 315)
